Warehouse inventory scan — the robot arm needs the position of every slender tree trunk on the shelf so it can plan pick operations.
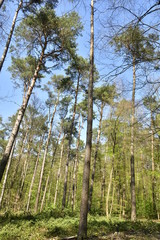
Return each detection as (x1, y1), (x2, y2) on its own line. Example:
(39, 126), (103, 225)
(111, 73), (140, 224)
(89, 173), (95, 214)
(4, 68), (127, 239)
(122, 130), (126, 218)
(15, 136), (32, 209)
(100, 157), (106, 211)
(40, 173), (49, 212)
(0, 142), (15, 209)
(109, 184), (115, 217)
(26, 138), (43, 212)
(62, 74), (80, 209)
(0, 0), (5, 8)
(106, 167), (113, 218)
(151, 113), (157, 217)
(35, 97), (58, 212)
(10, 130), (28, 189)
(0, 46), (46, 182)
(45, 130), (62, 205)
(88, 102), (104, 212)
(78, 0), (94, 238)
(71, 114), (82, 212)
(54, 134), (65, 207)
(130, 55), (136, 221)
(67, 170), (72, 207)
(140, 152), (146, 212)
(40, 111), (61, 212)
(73, 117), (84, 211)
(0, 0), (23, 71)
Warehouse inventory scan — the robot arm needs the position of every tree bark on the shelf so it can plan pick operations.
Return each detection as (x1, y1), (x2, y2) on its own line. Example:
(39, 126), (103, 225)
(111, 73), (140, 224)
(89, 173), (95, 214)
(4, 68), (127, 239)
(88, 102), (104, 212)
(0, 0), (23, 71)
(0, 142), (15, 209)
(35, 96), (58, 212)
(78, 0), (94, 238)
(62, 73), (80, 209)
(130, 55), (136, 221)
(0, 0), (5, 8)
(0, 46), (46, 183)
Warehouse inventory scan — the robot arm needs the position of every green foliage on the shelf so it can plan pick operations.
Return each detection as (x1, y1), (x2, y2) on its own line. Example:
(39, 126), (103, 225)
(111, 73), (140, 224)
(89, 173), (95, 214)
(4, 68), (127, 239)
(0, 212), (160, 239)
(8, 56), (44, 90)
(111, 25), (158, 63)
(13, 6), (83, 67)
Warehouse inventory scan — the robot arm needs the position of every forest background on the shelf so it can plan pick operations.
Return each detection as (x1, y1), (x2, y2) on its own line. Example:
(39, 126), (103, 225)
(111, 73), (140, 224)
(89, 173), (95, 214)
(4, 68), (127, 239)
(0, 0), (160, 239)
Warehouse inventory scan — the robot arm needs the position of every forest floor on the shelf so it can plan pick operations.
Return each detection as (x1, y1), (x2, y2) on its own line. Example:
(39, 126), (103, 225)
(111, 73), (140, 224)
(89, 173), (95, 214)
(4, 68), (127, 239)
(0, 211), (160, 240)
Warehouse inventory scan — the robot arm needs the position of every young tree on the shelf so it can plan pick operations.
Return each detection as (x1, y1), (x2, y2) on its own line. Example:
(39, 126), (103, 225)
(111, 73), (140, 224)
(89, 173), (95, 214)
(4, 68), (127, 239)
(143, 96), (158, 218)
(111, 25), (157, 221)
(62, 56), (89, 209)
(88, 85), (116, 212)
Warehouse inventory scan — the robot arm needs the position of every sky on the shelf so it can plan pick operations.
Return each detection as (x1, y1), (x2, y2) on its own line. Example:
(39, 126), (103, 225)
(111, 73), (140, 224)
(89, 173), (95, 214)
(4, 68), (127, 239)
(0, 0), (159, 127)
(0, 1), (90, 122)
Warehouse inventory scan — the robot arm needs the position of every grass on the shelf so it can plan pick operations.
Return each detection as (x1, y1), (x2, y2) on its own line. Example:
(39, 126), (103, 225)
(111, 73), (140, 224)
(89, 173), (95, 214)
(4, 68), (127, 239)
(0, 211), (160, 239)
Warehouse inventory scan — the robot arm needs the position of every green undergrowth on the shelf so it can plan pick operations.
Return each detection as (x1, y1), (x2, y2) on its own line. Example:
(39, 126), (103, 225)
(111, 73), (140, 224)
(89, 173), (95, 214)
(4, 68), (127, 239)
(0, 210), (160, 239)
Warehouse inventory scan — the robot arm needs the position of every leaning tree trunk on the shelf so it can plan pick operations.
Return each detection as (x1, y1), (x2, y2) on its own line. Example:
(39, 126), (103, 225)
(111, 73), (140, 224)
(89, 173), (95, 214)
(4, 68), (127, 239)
(62, 73), (80, 209)
(35, 97), (58, 212)
(88, 102), (104, 212)
(78, 0), (94, 238)
(0, 46), (46, 182)
(130, 55), (136, 221)
(0, 0), (5, 8)
(0, 0), (23, 71)
(0, 142), (15, 209)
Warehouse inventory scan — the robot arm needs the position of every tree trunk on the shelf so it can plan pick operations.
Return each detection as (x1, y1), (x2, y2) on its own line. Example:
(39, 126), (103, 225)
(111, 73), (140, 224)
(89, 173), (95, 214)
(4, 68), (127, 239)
(0, 0), (23, 71)
(109, 183), (115, 217)
(9, 130), (28, 189)
(35, 97), (58, 212)
(130, 55), (136, 221)
(14, 136), (32, 209)
(26, 138), (43, 212)
(88, 102), (104, 212)
(0, 0), (5, 8)
(62, 73), (80, 209)
(0, 46), (46, 182)
(106, 167), (113, 218)
(45, 130), (62, 205)
(100, 157), (106, 211)
(71, 114), (82, 212)
(151, 113), (157, 218)
(40, 173), (49, 212)
(54, 134), (65, 207)
(0, 142), (15, 209)
(78, 0), (94, 238)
